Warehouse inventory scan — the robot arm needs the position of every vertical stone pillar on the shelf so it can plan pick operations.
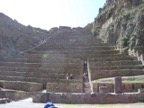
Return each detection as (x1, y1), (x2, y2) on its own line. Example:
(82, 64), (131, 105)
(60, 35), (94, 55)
(114, 77), (122, 94)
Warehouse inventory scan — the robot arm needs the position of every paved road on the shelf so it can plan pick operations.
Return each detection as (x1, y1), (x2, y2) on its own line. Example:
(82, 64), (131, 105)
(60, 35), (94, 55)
(0, 98), (144, 108)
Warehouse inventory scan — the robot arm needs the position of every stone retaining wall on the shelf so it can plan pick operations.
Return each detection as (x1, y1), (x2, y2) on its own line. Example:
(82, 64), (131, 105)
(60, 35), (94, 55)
(93, 82), (144, 93)
(0, 81), (43, 92)
(0, 90), (30, 101)
(0, 98), (11, 104)
(33, 92), (144, 104)
(90, 69), (143, 80)
(46, 80), (83, 93)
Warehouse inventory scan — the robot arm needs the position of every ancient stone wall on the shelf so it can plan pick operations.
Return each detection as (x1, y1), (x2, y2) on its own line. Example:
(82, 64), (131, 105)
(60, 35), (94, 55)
(46, 80), (83, 93)
(93, 83), (144, 93)
(0, 81), (43, 92)
(90, 69), (143, 81)
(0, 90), (30, 101)
(33, 92), (144, 104)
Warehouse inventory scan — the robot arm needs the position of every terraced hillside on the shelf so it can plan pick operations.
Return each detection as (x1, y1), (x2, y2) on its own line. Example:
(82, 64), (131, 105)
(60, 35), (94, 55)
(0, 27), (144, 100)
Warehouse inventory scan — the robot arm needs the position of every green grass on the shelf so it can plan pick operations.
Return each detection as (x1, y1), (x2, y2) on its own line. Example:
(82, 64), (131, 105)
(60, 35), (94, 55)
(122, 79), (144, 83)
(92, 77), (144, 84)
(56, 103), (144, 108)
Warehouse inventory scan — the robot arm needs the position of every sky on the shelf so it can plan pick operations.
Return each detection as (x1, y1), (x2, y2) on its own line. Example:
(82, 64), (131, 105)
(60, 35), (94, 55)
(0, 0), (106, 30)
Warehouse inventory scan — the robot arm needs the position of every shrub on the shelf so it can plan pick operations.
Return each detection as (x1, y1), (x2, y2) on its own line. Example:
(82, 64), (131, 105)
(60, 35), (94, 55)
(122, 37), (129, 47)
(91, 28), (99, 37)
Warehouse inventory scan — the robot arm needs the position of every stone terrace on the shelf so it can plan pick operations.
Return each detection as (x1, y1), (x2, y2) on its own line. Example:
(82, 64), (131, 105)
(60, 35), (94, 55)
(0, 27), (144, 101)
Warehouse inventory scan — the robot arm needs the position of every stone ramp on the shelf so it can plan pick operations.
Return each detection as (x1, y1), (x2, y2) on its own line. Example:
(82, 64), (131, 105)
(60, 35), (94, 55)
(83, 82), (91, 93)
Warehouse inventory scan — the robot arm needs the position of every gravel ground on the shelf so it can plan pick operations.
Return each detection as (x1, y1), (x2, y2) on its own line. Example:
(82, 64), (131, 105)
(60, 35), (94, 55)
(0, 98), (144, 108)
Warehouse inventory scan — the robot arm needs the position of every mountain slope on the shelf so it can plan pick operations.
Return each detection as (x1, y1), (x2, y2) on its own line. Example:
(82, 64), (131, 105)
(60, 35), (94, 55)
(0, 13), (49, 59)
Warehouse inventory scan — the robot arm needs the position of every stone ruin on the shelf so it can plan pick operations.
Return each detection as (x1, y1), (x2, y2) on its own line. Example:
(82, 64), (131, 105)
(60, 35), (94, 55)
(33, 76), (144, 104)
(0, 25), (144, 104)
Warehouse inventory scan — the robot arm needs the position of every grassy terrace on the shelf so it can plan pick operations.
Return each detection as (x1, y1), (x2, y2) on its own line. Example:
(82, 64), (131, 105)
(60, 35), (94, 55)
(92, 75), (144, 83)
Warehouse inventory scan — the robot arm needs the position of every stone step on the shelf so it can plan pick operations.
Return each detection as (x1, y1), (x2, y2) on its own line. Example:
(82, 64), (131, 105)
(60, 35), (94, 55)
(83, 82), (91, 93)
(0, 76), (59, 84)
(89, 55), (135, 61)
(26, 72), (65, 79)
(0, 66), (82, 79)
(34, 43), (110, 50)
(35, 43), (105, 49)
(24, 50), (119, 55)
(0, 71), (26, 76)
(84, 82), (90, 88)
(0, 76), (82, 86)
(0, 66), (81, 74)
(7, 55), (133, 64)
(0, 76), (25, 81)
(0, 71), (65, 79)
(0, 80), (43, 92)
(2, 57), (81, 63)
(0, 62), (82, 68)
(91, 69), (144, 80)
(89, 60), (141, 66)
(89, 65), (144, 70)
(21, 51), (119, 59)
(30, 46), (116, 51)
(0, 67), (81, 74)
(84, 88), (91, 93)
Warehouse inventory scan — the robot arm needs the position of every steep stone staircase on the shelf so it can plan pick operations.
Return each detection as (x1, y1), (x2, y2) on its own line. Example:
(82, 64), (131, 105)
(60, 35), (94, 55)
(0, 28), (144, 100)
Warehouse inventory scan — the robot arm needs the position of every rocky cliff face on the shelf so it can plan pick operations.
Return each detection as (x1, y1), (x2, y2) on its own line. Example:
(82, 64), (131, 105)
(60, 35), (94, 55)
(92, 0), (144, 52)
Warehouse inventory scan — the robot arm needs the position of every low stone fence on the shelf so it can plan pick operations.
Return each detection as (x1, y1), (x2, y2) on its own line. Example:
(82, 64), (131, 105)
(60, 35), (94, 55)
(33, 92), (144, 104)
(0, 81), (43, 92)
(0, 90), (30, 101)
(0, 98), (11, 104)
(93, 82), (144, 93)
(46, 79), (83, 93)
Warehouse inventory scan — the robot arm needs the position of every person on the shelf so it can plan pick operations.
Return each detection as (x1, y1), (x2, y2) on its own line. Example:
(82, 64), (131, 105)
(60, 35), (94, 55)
(69, 73), (73, 79)
(65, 73), (69, 80)
(83, 60), (87, 72)
(44, 102), (57, 108)
(83, 72), (88, 82)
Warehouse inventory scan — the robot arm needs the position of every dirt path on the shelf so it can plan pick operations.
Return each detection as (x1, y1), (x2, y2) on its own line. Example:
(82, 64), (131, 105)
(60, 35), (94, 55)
(0, 98), (144, 108)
